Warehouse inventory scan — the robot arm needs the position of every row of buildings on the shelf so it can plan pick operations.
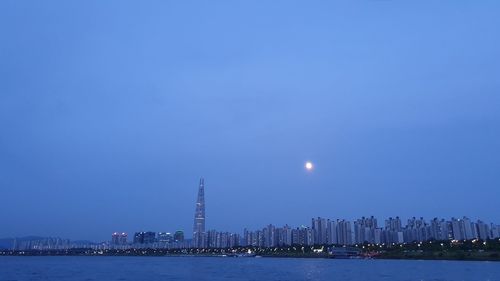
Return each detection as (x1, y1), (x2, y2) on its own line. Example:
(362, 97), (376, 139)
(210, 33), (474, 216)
(110, 231), (186, 248)
(239, 216), (500, 248)
(110, 215), (500, 249)
(10, 237), (103, 251)
(107, 179), (500, 249)
(9, 179), (499, 251)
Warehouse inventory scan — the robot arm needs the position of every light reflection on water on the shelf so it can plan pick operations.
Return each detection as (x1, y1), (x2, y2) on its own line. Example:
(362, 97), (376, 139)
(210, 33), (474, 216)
(0, 256), (499, 281)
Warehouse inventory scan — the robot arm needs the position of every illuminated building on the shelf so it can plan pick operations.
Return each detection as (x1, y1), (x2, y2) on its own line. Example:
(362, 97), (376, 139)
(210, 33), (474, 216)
(193, 178), (206, 248)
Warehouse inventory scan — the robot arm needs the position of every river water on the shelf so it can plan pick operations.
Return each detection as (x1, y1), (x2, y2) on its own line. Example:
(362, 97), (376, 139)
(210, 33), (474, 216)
(0, 256), (499, 281)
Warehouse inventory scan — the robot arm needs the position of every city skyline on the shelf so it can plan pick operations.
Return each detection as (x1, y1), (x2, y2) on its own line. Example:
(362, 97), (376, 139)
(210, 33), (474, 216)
(107, 179), (500, 248)
(2, 176), (500, 241)
(6, 215), (500, 251)
(3, 178), (499, 248)
(1, 1), (500, 242)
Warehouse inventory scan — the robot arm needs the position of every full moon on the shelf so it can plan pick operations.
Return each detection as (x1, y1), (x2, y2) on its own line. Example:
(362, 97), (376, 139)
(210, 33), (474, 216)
(305, 161), (313, 171)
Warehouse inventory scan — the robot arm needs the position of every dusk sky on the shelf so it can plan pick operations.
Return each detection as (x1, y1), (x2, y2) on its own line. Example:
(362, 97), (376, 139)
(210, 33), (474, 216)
(1, 1), (499, 241)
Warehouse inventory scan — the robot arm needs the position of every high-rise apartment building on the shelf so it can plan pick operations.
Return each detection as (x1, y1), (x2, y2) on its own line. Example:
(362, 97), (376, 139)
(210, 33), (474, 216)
(133, 231), (156, 244)
(158, 232), (173, 243)
(174, 230), (184, 242)
(111, 232), (127, 245)
(312, 217), (327, 245)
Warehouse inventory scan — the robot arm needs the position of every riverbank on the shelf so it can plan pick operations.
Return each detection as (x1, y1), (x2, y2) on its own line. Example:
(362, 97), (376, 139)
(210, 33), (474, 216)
(2, 249), (500, 262)
(2, 240), (500, 262)
(376, 250), (500, 261)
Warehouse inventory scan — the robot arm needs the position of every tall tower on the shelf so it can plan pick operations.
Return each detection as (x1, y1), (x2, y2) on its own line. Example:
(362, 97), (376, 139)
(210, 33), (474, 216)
(193, 178), (206, 248)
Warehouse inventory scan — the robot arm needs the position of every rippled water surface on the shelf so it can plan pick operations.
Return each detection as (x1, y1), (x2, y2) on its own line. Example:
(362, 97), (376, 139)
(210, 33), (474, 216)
(1, 256), (499, 281)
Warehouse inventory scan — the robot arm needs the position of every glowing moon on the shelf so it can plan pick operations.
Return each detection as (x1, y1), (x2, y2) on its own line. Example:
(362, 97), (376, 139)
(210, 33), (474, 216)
(305, 161), (314, 171)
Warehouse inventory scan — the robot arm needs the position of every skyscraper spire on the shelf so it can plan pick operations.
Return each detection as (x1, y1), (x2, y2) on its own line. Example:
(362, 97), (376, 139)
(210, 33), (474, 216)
(193, 177), (206, 248)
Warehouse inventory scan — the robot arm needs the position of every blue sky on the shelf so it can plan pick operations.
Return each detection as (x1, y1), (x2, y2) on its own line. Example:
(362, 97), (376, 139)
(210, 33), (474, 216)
(1, 1), (499, 241)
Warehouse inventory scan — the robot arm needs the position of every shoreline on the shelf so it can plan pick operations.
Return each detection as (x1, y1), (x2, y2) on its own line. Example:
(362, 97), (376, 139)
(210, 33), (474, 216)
(1, 250), (499, 262)
(3, 240), (500, 262)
